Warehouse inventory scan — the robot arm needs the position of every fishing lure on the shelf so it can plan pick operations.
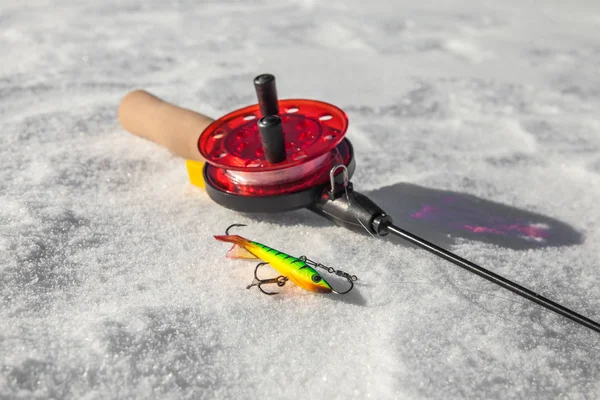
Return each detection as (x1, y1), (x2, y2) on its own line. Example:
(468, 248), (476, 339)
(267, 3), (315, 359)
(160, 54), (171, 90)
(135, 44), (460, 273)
(214, 224), (358, 295)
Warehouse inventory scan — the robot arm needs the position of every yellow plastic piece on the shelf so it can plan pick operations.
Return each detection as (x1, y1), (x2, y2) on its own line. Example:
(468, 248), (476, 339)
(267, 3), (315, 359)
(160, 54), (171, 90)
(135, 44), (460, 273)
(185, 159), (206, 189)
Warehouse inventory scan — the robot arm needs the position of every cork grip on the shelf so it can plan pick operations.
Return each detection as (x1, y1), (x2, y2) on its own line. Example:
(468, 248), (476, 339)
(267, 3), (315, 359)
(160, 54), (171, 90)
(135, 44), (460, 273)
(117, 90), (214, 161)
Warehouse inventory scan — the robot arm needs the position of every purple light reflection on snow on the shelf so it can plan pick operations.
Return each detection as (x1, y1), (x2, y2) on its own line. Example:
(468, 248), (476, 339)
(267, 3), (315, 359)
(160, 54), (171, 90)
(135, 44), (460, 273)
(410, 198), (551, 242)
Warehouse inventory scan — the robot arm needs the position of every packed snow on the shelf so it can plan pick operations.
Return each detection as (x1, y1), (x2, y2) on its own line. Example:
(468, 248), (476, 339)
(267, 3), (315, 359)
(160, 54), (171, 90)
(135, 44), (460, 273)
(1, 0), (600, 398)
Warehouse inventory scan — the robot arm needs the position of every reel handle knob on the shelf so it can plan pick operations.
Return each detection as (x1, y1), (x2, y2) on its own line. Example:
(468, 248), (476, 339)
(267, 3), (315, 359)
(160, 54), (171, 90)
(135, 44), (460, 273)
(118, 89), (213, 161)
(253, 74), (279, 117)
(257, 115), (287, 164)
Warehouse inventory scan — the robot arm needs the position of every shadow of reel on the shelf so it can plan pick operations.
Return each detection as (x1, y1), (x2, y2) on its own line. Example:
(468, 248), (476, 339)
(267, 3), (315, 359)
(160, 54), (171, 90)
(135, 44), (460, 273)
(245, 182), (583, 251)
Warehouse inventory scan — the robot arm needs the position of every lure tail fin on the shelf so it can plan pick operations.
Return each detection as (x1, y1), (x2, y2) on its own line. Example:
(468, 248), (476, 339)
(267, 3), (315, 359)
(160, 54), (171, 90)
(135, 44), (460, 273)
(214, 234), (248, 245)
(226, 244), (258, 259)
(214, 235), (258, 259)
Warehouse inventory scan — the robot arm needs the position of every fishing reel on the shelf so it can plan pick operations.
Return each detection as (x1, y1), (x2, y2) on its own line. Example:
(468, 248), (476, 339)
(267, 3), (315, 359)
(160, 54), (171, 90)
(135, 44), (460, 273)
(194, 74), (392, 236)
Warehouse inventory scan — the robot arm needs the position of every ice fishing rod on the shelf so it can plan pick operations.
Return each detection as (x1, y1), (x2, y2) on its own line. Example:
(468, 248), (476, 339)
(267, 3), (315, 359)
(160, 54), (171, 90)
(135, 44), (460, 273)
(118, 73), (599, 334)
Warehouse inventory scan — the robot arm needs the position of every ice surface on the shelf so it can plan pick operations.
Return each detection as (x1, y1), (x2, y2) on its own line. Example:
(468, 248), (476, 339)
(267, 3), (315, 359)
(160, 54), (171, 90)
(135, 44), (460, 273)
(1, 0), (600, 398)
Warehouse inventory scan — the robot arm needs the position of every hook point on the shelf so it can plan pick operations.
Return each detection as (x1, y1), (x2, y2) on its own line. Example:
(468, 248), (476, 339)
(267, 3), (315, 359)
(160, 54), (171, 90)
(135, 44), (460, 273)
(226, 223), (247, 235)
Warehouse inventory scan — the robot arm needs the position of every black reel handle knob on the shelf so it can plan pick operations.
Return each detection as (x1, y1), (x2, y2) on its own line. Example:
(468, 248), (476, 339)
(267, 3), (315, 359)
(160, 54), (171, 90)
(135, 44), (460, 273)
(257, 115), (287, 164)
(254, 74), (279, 117)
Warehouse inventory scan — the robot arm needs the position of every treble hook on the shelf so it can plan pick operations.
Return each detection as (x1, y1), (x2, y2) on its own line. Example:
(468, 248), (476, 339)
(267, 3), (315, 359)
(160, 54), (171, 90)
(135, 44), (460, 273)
(246, 262), (289, 295)
(225, 223), (247, 235)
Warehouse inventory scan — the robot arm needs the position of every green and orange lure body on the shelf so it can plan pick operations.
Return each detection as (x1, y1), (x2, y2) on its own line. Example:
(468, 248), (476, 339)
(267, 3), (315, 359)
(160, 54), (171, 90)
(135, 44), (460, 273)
(214, 224), (357, 295)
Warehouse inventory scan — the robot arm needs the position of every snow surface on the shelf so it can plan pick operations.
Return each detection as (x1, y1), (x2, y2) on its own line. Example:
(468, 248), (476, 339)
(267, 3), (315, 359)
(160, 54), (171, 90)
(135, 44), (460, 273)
(2, 0), (600, 398)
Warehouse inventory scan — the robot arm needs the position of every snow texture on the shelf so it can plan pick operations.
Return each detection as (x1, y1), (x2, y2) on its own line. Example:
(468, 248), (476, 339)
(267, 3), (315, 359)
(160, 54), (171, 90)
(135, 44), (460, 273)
(2, 0), (600, 399)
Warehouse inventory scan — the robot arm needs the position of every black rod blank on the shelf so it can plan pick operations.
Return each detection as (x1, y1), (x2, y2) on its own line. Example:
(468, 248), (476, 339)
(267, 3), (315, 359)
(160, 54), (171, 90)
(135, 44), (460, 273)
(384, 223), (600, 333)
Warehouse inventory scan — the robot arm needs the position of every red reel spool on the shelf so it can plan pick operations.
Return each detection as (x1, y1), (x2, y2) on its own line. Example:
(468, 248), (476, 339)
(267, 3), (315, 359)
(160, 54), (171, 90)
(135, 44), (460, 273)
(197, 75), (355, 212)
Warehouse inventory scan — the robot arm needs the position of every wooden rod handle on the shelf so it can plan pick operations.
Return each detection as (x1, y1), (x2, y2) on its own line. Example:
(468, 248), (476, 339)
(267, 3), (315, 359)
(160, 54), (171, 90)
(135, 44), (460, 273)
(117, 89), (214, 161)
